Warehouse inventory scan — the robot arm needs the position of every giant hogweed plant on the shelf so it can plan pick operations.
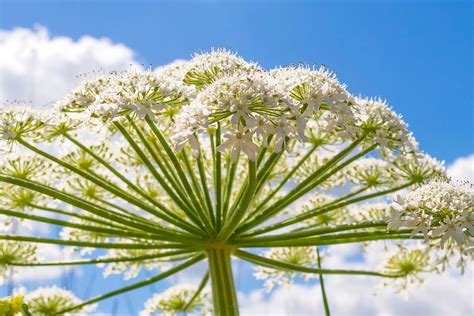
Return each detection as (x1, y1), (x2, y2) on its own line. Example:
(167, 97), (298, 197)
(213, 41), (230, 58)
(0, 50), (472, 315)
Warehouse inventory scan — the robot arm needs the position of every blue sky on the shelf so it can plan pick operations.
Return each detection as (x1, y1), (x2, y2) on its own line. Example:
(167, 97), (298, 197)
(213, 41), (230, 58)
(1, 0), (472, 162)
(0, 0), (473, 315)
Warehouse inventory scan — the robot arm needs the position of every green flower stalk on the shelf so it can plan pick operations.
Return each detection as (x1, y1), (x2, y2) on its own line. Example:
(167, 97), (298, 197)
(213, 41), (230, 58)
(0, 49), (472, 315)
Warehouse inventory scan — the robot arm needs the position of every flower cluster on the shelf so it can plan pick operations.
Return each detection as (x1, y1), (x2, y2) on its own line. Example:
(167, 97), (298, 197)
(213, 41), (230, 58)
(0, 242), (39, 285)
(388, 180), (474, 247)
(140, 284), (210, 316)
(254, 247), (319, 291)
(18, 286), (95, 315)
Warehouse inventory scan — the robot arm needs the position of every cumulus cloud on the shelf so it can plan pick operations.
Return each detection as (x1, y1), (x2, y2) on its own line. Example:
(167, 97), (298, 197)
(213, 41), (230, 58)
(0, 25), (139, 107)
(448, 154), (474, 183)
(16, 244), (80, 282)
(239, 244), (473, 316)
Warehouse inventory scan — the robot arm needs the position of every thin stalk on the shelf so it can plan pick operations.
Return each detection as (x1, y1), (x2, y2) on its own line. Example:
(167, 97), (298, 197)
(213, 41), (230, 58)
(197, 153), (215, 225)
(234, 250), (402, 278)
(28, 203), (131, 231)
(181, 150), (210, 222)
(215, 123), (223, 230)
(0, 175), (174, 236)
(0, 235), (191, 250)
(251, 145), (317, 214)
(217, 160), (257, 241)
(182, 271), (210, 311)
(233, 231), (421, 248)
(236, 137), (368, 233)
(128, 119), (196, 211)
(145, 117), (205, 225)
(11, 250), (194, 266)
(0, 208), (164, 242)
(222, 159), (238, 222)
(245, 182), (413, 237)
(317, 247), (331, 316)
(64, 133), (176, 221)
(235, 221), (387, 244)
(207, 248), (239, 316)
(114, 122), (207, 234)
(56, 254), (206, 314)
(16, 138), (197, 235)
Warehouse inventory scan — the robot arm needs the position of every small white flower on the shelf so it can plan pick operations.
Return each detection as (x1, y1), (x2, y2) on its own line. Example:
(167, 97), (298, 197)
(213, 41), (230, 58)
(217, 127), (259, 162)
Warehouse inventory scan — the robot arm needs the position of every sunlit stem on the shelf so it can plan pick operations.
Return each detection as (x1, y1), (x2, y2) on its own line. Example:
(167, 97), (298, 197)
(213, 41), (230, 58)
(215, 123), (223, 230)
(207, 248), (239, 316)
(10, 249), (194, 266)
(63, 133), (175, 220)
(234, 221), (388, 244)
(234, 249), (403, 278)
(244, 180), (412, 237)
(0, 175), (171, 236)
(145, 117), (206, 225)
(181, 151), (211, 217)
(233, 231), (422, 248)
(28, 203), (131, 231)
(197, 153), (215, 225)
(252, 144), (317, 214)
(114, 122), (208, 235)
(0, 208), (168, 242)
(236, 137), (369, 233)
(15, 138), (196, 234)
(56, 254), (206, 314)
(0, 234), (193, 250)
(317, 247), (331, 316)
(182, 271), (210, 311)
(217, 160), (257, 241)
(222, 158), (238, 222)
(128, 119), (195, 208)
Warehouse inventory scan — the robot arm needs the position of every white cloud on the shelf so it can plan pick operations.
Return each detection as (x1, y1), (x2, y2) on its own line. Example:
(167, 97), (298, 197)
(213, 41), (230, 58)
(0, 25), (139, 107)
(239, 243), (473, 315)
(16, 244), (80, 282)
(448, 154), (474, 183)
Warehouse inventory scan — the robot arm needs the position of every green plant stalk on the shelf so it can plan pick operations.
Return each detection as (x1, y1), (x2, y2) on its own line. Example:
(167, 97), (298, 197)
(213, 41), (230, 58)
(251, 145), (317, 214)
(245, 181), (413, 237)
(215, 123), (223, 230)
(181, 150), (210, 219)
(218, 160), (257, 241)
(207, 248), (239, 316)
(15, 138), (199, 235)
(235, 221), (388, 244)
(182, 271), (210, 311)
(0, 175), (173, 236)
(197, 153), (216, 225)
(28, 203), (132, 231)
(234, 250), (402, 278)
(114, 122), (207, 233)
(0, 208), (205, 245)
(10, 249), (194, 266)
(222, 159), (238, 222)
(233, 232), (421, 248)
(236, 137), (368, 233)
(63, 133), (180, 222)
(128, 119), (197, 210)
(0, 234), (192, 249)
(317, 247), (331, 316)
(57, 254), (206, 314)
(146, 117), (205, 222)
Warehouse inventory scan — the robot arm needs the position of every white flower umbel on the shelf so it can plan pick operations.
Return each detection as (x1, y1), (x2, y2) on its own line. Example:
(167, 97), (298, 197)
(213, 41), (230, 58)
(0, 51), (471, 315)
(22, 286), (96, 315)
(140, 284), (211, 316)
(0, 242), (39, 285)
(388, 180), (473, 247)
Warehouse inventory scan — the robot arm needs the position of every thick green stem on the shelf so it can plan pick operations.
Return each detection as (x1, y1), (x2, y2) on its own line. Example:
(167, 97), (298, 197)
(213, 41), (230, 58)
(207, 248), (239, 316)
